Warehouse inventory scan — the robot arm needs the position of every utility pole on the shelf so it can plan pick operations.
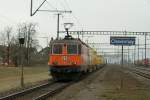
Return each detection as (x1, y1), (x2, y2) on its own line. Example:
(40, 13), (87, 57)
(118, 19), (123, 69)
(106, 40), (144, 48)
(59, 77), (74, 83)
(132, 53), (134, 64)
(30, 0), (72, 39)
(138, 37), (139, 63)
(122, 45), (124, 67)
(134, 45), (136, 65)
(145, 33), (147, 60)
(7, 32), (10, 66)
(57, 13), (60, 39)
(30, 0), (33, 16)
(128, 47), (130, 65)
(142, 51), (144, 60)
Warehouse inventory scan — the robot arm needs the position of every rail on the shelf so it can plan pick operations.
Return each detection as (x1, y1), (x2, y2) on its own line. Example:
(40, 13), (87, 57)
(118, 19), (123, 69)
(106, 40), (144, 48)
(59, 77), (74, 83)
(0, 79), (54, 100)
(126, 67), (150, 79)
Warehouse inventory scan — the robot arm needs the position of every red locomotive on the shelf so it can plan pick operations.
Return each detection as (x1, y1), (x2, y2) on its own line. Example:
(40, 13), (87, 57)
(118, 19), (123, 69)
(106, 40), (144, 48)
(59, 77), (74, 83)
(48, 36), (105, 80)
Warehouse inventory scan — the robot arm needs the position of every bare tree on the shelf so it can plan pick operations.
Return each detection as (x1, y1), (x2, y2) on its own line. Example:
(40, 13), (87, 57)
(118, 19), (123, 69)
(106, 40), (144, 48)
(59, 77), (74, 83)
(17, 22), (38, 65)
(0, 22), (41, 66)
(0, 31), (7, 64)
(0, 31), (7, 46)
(4, 27), (13, 65)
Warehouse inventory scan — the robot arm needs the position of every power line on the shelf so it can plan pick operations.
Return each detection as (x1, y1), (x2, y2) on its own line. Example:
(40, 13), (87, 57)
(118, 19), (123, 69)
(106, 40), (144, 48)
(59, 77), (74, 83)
(58, 0), (67, 11)
(63, 0), (71, 10)
(45, 0), (58, 11)
(63, 0), (83, 29)
(0, 13), (17, 25)
(59, 31), (150, 36)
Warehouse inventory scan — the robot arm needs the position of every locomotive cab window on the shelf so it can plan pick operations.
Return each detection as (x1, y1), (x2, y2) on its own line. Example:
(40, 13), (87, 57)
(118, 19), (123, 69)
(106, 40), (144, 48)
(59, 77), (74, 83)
(67, 44), (77, 54)
(53, 44), (62, 54)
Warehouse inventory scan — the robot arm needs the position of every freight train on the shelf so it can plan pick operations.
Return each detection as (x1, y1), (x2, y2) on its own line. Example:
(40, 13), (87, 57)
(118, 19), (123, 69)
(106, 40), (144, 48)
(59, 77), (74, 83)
(48, 36), (105, 80)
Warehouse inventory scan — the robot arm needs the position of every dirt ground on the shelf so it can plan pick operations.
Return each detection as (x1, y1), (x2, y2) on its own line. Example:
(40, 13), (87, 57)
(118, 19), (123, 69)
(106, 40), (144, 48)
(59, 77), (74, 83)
(49, 65), (150, 100)
(0, 66), (50, 92)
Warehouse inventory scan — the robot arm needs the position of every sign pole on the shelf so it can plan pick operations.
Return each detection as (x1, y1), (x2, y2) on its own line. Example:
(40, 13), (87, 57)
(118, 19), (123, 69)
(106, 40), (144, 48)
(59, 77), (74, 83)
(110, 36), (136, 65)
(110, 36), (136, 89)
(122, 45), (123, 67)
(128, 47), (130, 66)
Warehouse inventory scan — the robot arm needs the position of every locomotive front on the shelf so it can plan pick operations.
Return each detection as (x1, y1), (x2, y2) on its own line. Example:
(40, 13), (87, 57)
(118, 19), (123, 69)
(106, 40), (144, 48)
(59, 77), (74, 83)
(48, 39), (83, 80)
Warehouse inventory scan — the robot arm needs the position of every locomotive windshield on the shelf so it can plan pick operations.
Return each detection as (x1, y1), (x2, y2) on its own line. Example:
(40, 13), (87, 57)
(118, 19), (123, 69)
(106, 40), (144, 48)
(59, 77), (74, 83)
(53, 44), (62, 54)
(67, 44), (78, 54)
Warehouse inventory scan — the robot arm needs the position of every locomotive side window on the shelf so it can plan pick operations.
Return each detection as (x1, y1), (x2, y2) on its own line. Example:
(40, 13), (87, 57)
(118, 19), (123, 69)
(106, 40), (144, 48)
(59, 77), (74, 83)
(67, 44), (77, 54)
(53, 44), (62, 54)
(78, 44), (81, 54)
(49, 45), (52, 54)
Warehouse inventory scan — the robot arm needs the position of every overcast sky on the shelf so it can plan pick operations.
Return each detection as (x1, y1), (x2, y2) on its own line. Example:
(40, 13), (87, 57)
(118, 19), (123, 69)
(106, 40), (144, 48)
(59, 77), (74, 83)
(0, 0), (150, 47)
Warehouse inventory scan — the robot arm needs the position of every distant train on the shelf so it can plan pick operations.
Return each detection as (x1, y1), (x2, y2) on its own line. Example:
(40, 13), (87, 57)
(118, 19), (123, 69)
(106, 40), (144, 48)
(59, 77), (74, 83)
(135, 59), (150, 66)
(48, 36), (105, 80)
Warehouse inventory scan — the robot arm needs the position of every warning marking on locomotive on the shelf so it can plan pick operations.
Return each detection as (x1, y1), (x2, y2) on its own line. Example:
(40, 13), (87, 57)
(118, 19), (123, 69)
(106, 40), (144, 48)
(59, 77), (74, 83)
(110, 36), (136, 46)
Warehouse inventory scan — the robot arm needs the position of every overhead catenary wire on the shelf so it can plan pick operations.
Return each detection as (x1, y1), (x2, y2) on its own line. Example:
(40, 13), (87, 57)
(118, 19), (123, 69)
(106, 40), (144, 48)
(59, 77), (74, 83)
(63, 0), (83, 29)
(45, 0), (66, 12)
(58, 0), (67, 11)
(40, 0), (83, 30)
(45, 0), (58, 11)
(0, 13), (17, 25)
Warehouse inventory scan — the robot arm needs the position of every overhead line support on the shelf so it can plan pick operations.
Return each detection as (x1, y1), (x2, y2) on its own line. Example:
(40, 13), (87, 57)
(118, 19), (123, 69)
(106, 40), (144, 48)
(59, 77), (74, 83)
(31, 0), (33, 16)
(30, 0), (72, 39)
(59, 31), (150, 36)
(30, 0), (47, 16)
(145, 33), (147, 66)
(38, 10), (72, 13)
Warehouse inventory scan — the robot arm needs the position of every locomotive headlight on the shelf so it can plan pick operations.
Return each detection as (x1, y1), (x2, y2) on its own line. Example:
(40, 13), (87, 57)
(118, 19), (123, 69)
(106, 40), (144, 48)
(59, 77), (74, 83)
(63, 56), (67, 61)
(72, 62), (77, 65)
(53, 61), (58, 65)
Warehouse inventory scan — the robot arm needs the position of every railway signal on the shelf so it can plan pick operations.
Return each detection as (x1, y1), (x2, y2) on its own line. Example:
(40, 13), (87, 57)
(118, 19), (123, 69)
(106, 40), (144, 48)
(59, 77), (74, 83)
(19, 36), (25, 87)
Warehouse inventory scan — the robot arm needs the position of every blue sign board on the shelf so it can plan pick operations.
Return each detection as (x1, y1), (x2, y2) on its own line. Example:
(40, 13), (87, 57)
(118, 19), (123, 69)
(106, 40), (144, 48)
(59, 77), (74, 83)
(110, 36), (136, 46)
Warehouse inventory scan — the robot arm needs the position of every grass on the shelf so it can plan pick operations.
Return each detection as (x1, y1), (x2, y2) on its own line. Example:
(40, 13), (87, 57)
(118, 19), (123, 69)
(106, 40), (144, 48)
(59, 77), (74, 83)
(101, 88), (150, 100)
(0, 66), (50, 92)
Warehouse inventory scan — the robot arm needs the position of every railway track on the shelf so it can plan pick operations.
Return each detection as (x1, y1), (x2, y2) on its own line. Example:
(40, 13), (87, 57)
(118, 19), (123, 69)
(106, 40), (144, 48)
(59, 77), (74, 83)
(0, 66), (105, 100)
(34, 82), (71, 100)
(126, 67), (150, 80)
(0, 80), (72, 100)
(133, 66), (150, 72)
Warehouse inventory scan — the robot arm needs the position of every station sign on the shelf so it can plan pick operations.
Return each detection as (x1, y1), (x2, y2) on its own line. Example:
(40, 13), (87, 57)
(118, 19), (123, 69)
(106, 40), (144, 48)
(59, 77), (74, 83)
(110, 36), (136, 46)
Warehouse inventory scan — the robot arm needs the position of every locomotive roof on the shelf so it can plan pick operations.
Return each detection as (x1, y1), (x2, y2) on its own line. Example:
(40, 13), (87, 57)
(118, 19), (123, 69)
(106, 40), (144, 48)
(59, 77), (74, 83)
(50, 38), (91, 48)
(50, 38), (81, 43)
(50, 38), (98, 53)
(50, 38), (86, 44)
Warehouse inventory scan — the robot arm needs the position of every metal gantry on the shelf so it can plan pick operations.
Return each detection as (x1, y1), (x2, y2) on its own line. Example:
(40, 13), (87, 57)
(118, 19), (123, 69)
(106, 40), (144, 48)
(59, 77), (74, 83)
(60, 31), (150, 65)
(79, 30), (149, 65)
(59, 30), (150, 36)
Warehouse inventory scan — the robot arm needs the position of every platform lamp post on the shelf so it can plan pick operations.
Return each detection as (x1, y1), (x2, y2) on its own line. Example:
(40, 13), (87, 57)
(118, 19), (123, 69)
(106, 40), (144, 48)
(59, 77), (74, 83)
(64, 23), (74, 37)
(19, 36), (25, 87)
